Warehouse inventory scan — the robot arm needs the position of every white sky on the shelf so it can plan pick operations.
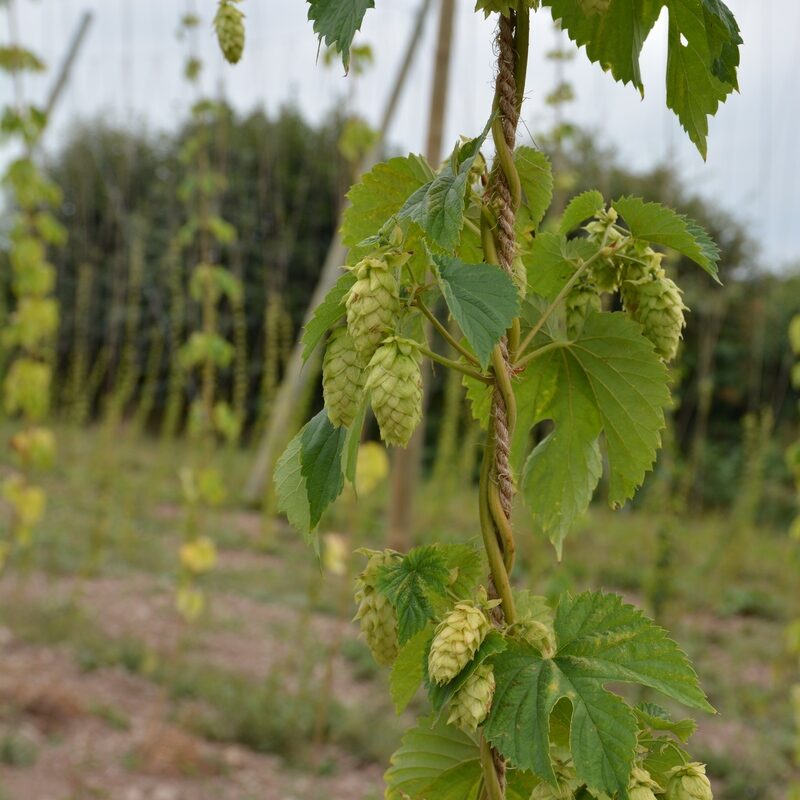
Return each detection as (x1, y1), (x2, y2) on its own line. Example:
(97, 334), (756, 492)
(2, 0), (799, 270)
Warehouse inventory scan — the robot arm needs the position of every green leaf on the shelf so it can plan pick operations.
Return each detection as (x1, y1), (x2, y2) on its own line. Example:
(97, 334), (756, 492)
(377, 546), (450, 645)
(558, 190), (605, 235)
(342, 154), (433, 249)
(665, 0), (742, 159)
(426, 631), (507, 714)
(516, 312), (664, 550)
(635, 702), (697, 742)
(300, 409), (347, 527)
(307, 0), (375, 72)
(462, 372), (492, 430)
(515, 147), (553, 235)
(385, 716), (481, 800)
(301, 272), (356, 361)
(273, 433), (315, 552)
(397, 122), (491, 251)
(542, 0), (663, 90)
(485, 591), (712, 799)
(438, 542), (485, 599)
(520, 313), (669, 529)
(613, 196), (720, 280)
(523, 233), (594, 301)
(543, 0), (741, 158)
(391, 625), (433, 714)
(434, 255), (519, 369)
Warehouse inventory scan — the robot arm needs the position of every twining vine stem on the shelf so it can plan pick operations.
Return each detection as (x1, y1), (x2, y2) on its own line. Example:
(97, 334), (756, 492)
(478, 5), (530, 796)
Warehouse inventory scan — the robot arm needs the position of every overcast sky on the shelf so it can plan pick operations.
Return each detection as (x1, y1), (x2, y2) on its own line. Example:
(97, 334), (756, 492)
(2, 1), (799, 272)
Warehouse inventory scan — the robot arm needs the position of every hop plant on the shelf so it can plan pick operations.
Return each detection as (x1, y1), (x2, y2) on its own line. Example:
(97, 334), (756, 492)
(664, 762), (713, 800)
(3, 358), (51, 421)
(428, 601), (491, 685)
(354, 551), (399, 666)
(447, 663), (495, 732)
(565, 279), (601, 339)
(345, 255), (400, 358)
(214, 0), (245, 64)
(365, 338), (422, 447)
(629, 766), (662, 800)
(322, 326), (366, 427)
(530, 747), (581, 800)
(622, 266), (687, 362)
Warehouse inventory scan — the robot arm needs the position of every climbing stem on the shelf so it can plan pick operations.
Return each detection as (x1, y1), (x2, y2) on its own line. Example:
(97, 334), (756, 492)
(480, 735), (505, 800)
(416, 344), (492, 384)
(414, 296), (480, 366)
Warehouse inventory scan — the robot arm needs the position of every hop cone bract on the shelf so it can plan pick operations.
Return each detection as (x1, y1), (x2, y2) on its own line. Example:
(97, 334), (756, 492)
(531, 747), (580, 800)
(214, 0), (245, 64)
(345, 255), (400, 359)
(665, 762), (713, 800)
(629, 766), (662, 800)
(428, 601), (490, 685)
(354, 551), (398, 666)
(365, 338), (422, 448)
(322, 327), (365, 427)
(447, 663), (495, 732)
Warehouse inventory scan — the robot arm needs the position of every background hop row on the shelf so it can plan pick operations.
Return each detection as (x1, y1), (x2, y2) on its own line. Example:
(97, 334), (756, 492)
(353, 551), (399, 666)
(428, 600), (491, 685)
(364, 338), (422, 447)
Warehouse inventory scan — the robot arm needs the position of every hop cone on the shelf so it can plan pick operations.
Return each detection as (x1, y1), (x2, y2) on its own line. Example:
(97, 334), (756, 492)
(447, 663), (495, 732)
(586, 208), (624, 291)
(365, 338), (422, 448)
(565, 280), (601, 338)
(665, 762), (713, 800)
(214, 0), (245, 64)
(322, 327), (365, 427)
(428, 601), (490, 685)
(345, 255), (400, 359)
(622, 268), (686, 361)
(531, 747), (580, 800)
(629, 766), (662, 800)
(354, 552), (398, 666)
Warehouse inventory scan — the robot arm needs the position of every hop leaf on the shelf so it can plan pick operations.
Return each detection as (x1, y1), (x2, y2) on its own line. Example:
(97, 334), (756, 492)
(214, 0), (245, 64)
(447, 663), (495, 732)
(365, 338), (422, 448)
(322, 327), (366, 427)
(345, 255), (400, 359)
(428, 601), (491, 686)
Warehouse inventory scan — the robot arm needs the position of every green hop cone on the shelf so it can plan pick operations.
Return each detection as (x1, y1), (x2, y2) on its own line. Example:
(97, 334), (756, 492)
(214, 0), (245, 64)
(531, 747), (581, 800)
(629, 766), (663, 800)
(622, 267), (686, 362)
(586, 207), (625, 291)
(354, 551), (399, 666)
(447, 663), (495, 732)
(364, 338), (422, 448)
(664, 762), (713, 800)
(428, 601), (491, 685)
(565, 280), (601, 339)
(345, 255), (400, 359)
(322, 327), (365, 427)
